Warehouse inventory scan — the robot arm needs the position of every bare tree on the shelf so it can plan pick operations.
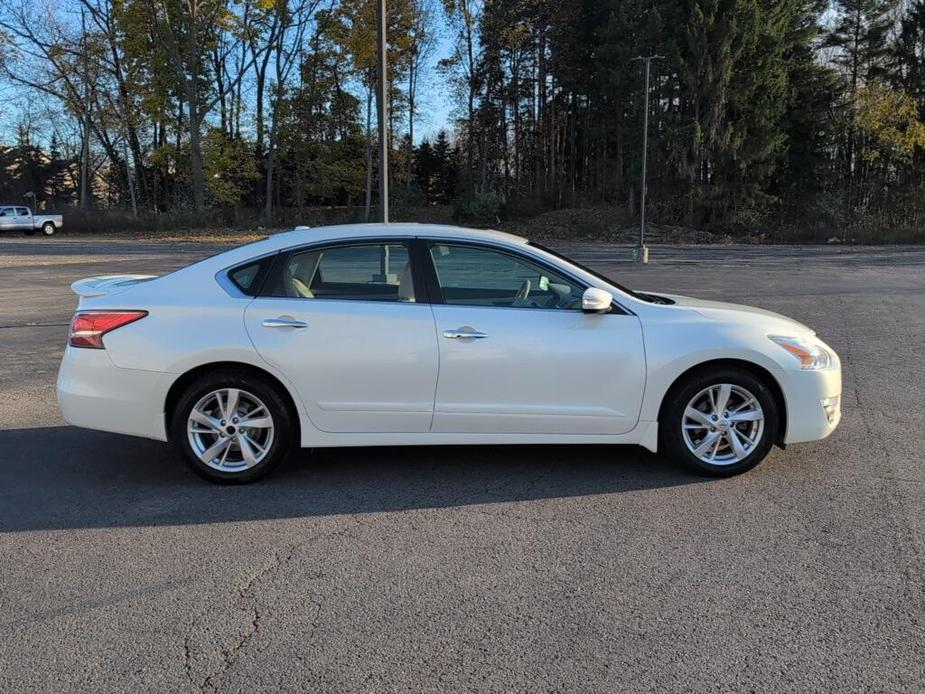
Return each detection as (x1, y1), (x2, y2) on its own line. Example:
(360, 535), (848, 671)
(0, 1), (109, 208)
(405, 0), (437, 188)
(440, 0), (482, 190)
(263, 0), (318, 226)
(243, 0), (281, 155)
(144, 0), (263, 210)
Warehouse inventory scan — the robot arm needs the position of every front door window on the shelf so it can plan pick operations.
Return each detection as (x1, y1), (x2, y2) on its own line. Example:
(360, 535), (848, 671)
(429, 243), (583, 310)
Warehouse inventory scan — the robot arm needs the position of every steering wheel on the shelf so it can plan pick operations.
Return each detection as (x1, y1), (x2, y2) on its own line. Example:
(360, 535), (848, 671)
(512, 279), (531, 306)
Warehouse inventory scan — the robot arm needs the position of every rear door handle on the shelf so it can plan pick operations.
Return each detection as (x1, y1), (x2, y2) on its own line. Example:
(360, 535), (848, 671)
(262, 318), (308, 329)
(443, 328), (488, 339)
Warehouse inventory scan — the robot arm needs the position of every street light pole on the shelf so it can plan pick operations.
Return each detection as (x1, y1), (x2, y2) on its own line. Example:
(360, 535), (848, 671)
(376, 0), (389, 223)
(633, 55), (663, 265)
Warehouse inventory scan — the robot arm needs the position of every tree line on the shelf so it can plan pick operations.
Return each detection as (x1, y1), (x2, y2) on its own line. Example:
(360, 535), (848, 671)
(2, 0), (925, 238)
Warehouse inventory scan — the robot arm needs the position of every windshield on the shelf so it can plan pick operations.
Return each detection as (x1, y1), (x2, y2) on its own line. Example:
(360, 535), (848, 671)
(528, 242), (657, 303)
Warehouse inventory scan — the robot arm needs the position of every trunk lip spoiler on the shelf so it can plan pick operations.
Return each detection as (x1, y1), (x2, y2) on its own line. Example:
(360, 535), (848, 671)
(71, 274), (158, 298)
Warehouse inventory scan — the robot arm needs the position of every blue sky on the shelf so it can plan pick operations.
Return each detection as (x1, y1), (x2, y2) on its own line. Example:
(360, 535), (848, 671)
(411, 27), (457, 142)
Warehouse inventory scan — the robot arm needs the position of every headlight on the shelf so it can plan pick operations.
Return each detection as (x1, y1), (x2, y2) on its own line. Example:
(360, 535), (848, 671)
(769, 335), (834, 370)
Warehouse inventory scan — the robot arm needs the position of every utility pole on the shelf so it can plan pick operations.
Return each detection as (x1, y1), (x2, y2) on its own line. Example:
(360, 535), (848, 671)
(632, 55), (663, 265)
(376, 0), (389, 223)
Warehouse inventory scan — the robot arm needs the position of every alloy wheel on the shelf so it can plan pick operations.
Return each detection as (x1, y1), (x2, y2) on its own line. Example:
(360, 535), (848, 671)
(681, 383), (765, 466)
(186, 388), (275, 471)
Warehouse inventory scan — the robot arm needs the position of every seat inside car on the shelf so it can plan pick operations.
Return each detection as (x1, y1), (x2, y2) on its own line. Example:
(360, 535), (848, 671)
(286, 253), (320, 298)
(283, 249), (415, 303)
(398, 262), (415, 302)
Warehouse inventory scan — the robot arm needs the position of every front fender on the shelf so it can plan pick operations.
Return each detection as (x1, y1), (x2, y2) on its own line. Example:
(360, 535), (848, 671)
(639, 318), (789, 423)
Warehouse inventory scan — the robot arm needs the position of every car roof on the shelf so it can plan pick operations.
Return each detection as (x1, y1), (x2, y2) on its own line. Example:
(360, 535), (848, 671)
(168, 221), (647, 312)
(266, 223), (528, 250)
(184, 223), (532, 281)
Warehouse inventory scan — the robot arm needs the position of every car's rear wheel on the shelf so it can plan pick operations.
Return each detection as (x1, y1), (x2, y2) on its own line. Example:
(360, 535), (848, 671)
(41, 222), (56, 236)
(660, 367), (779, 477)
(171, 371), (294, 483)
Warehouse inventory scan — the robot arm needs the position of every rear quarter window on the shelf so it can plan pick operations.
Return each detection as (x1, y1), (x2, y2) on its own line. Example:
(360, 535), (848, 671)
(227, 257), (274, 296)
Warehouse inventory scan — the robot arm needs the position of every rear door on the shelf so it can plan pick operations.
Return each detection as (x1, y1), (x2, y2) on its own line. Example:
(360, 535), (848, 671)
(243, 239), (439, 433)
(423, 241), (646, 435)
(16, 208), (31, 230)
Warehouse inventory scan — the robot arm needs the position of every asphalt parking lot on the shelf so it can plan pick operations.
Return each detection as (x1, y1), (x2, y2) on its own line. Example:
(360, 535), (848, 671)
(1, 236), (924, 693)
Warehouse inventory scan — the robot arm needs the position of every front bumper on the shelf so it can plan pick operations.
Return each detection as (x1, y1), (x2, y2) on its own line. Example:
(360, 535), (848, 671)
(779, 364), (842, 444)
(56, 346), (171, 441)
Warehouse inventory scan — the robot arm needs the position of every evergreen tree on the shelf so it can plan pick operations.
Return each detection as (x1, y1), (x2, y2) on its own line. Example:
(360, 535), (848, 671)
(773, 3), (841, 213)
(894, 0), (925, 113)
(432, 129), (458, 203)
(826, 0), (898, 211)
(594, 0), (670, 206)
(413, 138), (437, 199)
(826, 0), (897, 91)
(47, 134), (74, 205)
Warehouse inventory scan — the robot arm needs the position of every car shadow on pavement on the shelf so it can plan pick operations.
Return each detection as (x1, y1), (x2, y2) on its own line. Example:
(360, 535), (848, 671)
(0, 426), (702, 532)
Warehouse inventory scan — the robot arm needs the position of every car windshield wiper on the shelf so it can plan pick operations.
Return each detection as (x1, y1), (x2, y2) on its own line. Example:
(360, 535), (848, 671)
(634, 291), (675, 305)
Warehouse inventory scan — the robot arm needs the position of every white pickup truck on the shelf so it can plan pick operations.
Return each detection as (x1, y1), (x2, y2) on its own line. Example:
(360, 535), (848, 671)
(0, 206), (63, 236)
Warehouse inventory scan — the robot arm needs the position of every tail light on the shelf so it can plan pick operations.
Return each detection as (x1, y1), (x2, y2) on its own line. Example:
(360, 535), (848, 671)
(68, 311), (147, 349)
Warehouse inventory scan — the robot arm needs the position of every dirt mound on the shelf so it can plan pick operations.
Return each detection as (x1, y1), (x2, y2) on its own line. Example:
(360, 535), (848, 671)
(501, 207), (722, 243)
(610, 224), (722, 244)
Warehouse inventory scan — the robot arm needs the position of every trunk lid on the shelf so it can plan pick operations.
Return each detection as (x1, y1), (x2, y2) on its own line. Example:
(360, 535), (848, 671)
(71, 275), (158, 298)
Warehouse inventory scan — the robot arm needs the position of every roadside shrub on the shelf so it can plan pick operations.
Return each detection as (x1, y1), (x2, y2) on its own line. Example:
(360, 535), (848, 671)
(455, 191), (505, 226)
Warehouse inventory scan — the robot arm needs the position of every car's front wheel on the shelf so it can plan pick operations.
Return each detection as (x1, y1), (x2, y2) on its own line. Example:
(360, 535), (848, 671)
(660, 367), (779, 477)
(171, 370), (295, 483)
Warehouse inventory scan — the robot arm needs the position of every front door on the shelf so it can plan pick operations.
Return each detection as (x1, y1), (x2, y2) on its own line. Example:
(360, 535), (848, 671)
(425, 241), (646, 435)
(0, 208), (13, 231)
(244, 241), (439, 433)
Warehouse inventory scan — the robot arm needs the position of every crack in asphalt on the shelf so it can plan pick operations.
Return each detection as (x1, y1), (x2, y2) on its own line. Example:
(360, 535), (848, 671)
(188, 544), (297, 694)
(182, 520), (366, 693)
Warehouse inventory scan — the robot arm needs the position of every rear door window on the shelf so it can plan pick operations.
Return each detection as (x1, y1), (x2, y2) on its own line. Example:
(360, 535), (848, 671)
(272, 243), (416, 303)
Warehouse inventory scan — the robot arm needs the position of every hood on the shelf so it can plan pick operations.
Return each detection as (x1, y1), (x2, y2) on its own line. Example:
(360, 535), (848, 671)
(655, 293), (813, 336)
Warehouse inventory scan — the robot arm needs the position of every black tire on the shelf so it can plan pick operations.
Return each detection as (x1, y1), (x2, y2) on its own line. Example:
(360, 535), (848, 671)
(170, 369), (295, 484)
(660, 366), (779, 477)
(41, 222), (56, 236)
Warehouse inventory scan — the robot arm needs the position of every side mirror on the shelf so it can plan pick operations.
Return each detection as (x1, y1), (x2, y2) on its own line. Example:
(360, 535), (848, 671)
(582, 287), (613, 314)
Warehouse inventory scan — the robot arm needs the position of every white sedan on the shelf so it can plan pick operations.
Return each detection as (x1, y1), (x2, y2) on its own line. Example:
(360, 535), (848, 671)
(57, 224), (842, 483)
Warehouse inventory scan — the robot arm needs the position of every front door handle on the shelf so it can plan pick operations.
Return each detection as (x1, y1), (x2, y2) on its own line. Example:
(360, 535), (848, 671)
(443, 328), (488, 339)
(262, 317), (308, 329)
